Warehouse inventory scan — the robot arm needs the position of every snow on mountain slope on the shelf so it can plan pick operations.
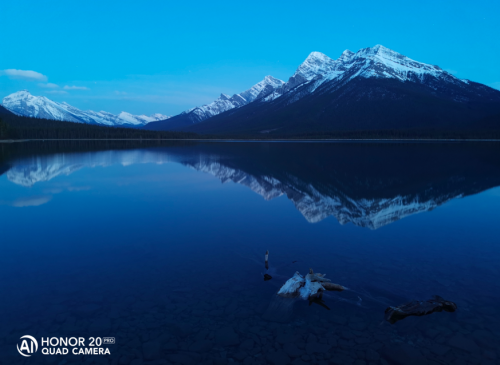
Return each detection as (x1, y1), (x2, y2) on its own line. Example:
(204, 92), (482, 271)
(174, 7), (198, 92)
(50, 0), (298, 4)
(2, 90), (84, 123)
(115, 112), (168, 126)
(2, 90), (169, 126)
(342, 45), (460, 83)
(178, 75), (284, 124)
(280, 51), (348, 93)
(265, 44), (466, 104)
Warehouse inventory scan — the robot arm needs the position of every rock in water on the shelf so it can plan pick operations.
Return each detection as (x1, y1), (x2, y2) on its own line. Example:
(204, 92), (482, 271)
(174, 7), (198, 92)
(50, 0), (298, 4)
(277, 272), (305, 297)
(277, 269), (344, 299)
(385, 295), (457, 324)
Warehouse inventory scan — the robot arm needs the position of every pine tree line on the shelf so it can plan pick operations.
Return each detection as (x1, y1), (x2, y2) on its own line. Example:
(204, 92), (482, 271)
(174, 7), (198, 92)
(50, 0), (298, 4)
(1, 113), (499, 141)
(0, 114), (200, 140)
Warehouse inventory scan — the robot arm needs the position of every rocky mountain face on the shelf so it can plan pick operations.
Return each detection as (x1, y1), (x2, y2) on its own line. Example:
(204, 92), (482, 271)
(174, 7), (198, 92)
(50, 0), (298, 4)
(2, 90), (170, 126)
(144, 75), (284, 131)
(147, 45), (500, 134)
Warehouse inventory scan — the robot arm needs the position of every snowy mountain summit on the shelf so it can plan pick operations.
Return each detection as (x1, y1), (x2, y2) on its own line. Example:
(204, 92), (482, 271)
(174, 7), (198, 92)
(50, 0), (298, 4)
(181, 75), (285, 123)
(146, 44), (500, 134)
(263, 44), (466, 103)
(155, 75), (285, 129)
(2, 90), (169, 126)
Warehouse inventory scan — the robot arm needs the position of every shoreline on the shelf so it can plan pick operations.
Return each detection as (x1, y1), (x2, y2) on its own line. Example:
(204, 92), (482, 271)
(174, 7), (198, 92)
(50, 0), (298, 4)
(0, 139), (30, 143)
(2, 138), (500, 143)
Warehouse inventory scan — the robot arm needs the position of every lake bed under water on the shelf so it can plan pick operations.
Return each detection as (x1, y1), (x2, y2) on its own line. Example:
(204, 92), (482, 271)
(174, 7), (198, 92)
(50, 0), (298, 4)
(1, 141), (500, 365)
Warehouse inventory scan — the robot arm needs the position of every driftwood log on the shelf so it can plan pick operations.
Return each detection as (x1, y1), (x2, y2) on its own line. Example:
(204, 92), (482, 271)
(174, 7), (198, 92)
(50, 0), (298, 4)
(265, 250), (269, 270)
(263, 250), (272, 281)
(385, 295), (457, 324)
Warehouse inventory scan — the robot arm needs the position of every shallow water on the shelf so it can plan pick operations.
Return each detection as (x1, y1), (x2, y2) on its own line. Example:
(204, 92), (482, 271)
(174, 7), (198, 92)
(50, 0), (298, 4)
(1, 141), (500, 365)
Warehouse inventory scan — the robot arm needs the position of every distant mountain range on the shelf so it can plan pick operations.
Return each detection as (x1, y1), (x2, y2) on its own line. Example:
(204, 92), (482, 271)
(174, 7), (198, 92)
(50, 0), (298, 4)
(3, 45), (500, 135)
(145, 45), (500, 135)
(1, 90), (170, 127)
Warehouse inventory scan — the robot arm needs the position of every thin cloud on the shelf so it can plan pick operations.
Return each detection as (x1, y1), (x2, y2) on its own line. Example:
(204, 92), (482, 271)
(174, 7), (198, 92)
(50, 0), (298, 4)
(45, 90), (68, 95)
(43, 188), (64, 194)
(39, 83), (59, 88)
(0, 69), (48, 82)
(11, 195), (52, 207)
(64, 85), (90, 90)
(67, 186), (91, 192)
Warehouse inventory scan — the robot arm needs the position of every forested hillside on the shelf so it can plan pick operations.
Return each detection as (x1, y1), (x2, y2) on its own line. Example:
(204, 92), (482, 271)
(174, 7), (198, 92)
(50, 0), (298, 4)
(0, 112), (197, 140)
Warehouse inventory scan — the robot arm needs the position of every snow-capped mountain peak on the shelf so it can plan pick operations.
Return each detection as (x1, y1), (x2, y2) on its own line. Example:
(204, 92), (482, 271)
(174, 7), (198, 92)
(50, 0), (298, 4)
(339, 49), (355, 62)
(268, 44), (468, 104)
(273, 50), (346, 97)
(239, 75), (285, 103)
(3, 90), (83, 123)
(2, 90), (170, 126)
(294, 52), (337, 81)
(175, 75), (285, 124)
(306, 51), (331, 61)
(145, 44), (500, 134)
(348, 44), (454, 83)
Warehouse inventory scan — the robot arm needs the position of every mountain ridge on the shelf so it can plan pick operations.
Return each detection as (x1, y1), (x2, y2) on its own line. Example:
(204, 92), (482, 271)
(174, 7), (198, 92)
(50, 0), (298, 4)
(146, 75), (285, 131)
(147, 44), (500, 135)
(2, 90), (170, 127)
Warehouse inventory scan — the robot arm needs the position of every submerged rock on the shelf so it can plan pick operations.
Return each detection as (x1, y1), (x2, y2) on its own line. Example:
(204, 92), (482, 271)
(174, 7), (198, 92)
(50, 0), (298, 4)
(277, 272), (305, 298)
(277, 269), (345, 300)
(385, 295), (457, 324)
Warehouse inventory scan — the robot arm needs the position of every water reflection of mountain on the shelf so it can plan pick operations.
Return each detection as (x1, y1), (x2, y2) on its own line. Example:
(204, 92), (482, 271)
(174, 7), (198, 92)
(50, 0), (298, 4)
(3, 142), (500, 229)
(186, 160), (448, 228)
(5, 149), (171, 187)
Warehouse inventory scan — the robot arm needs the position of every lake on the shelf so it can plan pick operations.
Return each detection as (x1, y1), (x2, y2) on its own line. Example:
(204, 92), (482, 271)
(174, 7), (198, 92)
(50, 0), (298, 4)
(1, 140), (500, 365)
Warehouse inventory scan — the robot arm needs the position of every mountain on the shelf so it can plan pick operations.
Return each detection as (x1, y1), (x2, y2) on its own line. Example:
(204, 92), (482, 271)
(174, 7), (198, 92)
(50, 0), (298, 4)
(144, 75), (284, 131)
(146, 45), (500, 135)
(2, 90), (170, 127)
(0, 105), (14, 116)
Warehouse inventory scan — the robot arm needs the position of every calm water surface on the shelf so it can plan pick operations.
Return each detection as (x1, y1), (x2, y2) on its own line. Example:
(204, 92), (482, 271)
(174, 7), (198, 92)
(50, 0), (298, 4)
(1, 141), (500, 365)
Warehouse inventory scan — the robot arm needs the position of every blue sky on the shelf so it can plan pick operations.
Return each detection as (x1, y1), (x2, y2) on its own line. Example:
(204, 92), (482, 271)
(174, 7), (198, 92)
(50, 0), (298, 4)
(1, 0), (499, 116)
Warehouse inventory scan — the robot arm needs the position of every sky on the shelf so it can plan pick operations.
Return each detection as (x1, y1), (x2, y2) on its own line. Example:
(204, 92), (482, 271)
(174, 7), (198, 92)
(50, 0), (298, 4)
(1, 0), (499, 116)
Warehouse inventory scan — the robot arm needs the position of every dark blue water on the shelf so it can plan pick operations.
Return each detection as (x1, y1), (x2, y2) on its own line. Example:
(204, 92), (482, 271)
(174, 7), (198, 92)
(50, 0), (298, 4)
(1, 141), (500, 365)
